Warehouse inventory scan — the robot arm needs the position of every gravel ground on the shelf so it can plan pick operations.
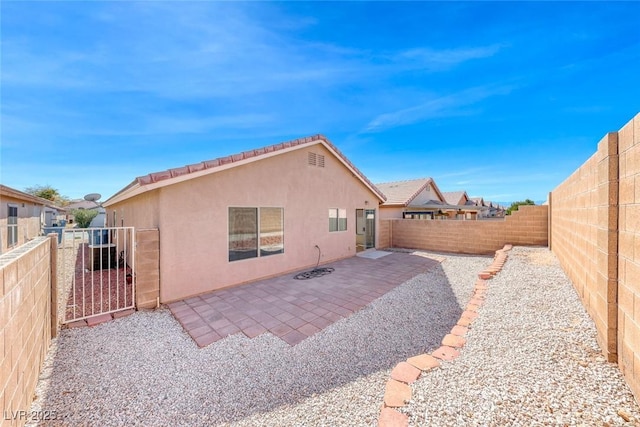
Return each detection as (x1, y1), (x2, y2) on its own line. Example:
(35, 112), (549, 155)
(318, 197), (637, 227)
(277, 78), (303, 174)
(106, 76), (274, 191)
(405, 247), (640, 426)
(27, 247), (640, 426)
(56, 242), (78, 324)
(28, 251), (486, 426)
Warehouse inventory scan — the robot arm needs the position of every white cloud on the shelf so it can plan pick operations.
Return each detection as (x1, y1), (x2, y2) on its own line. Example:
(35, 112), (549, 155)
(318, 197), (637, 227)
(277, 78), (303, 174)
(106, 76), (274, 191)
(363, 84), (515, 133)
(394, 44), (505, 71)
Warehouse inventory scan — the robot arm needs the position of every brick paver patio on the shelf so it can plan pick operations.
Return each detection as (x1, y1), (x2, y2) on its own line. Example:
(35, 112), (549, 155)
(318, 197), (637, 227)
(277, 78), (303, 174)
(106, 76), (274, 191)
(167, 251), (439, 347)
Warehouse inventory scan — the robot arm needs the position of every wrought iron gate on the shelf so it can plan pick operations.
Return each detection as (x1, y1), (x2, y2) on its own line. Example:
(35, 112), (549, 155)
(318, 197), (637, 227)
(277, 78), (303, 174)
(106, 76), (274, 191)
(58, 227), (135, 323)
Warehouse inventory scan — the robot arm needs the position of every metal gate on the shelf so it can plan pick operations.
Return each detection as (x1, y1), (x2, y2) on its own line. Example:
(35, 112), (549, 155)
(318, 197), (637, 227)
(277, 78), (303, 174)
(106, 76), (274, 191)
(58, 227), (135, 324)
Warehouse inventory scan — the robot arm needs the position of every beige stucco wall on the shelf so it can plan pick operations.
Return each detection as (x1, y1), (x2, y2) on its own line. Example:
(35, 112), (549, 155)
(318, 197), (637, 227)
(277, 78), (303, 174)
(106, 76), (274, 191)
(379, 206), (405, 220)
(109, 143), (380, 302)
(0, 195), (43, 254)
(411, 183), (438, 205)
(108, 190), (160, 229)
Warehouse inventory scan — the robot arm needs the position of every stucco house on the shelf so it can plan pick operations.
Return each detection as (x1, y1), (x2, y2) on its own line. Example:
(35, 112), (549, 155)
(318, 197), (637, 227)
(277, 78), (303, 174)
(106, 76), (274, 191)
(375, 178), (454, 220)
(470, 197), (489, 218)
(103, 135), (386, 303)
(0, 184), (53, 253)
(485, 201), (505, 218)
(442, 190), (481, 220)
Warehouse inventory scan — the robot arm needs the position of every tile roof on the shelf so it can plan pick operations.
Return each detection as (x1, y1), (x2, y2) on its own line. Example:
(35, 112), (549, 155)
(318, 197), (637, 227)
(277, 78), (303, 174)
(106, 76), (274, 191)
(375, 178), (439, 206)
(0, 184), (58, 207)
(441, 191), (468, 206)
(470, 197), (485, 207)
(105, 134), (386, 205)
(406, 199), (448, 209)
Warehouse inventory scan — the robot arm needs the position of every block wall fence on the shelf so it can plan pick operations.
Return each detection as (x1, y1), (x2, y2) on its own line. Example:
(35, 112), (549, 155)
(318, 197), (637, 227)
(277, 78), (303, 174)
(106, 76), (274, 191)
(551, 113), (640, 399)
(135, 229), (160, 310)
(379, 205), (548, 255)
(0, 236), (56, 427)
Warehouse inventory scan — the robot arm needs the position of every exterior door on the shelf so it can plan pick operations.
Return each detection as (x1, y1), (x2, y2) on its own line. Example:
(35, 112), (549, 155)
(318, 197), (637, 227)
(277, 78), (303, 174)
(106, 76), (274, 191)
(356, 209), (376, 251)
(365, 209), (376, 249)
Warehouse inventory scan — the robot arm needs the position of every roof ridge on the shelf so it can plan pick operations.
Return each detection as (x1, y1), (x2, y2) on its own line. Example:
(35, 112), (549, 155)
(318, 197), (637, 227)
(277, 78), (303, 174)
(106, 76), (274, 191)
(375, 177), (433, 186)
(137, 134), (328, 186)
(106, 134), (386, 204)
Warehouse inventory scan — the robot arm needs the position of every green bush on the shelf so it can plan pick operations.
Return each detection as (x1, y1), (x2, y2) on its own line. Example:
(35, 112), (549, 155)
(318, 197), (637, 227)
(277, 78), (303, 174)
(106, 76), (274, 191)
(506, 199), (535, 215)
(72, 209), (98, 228)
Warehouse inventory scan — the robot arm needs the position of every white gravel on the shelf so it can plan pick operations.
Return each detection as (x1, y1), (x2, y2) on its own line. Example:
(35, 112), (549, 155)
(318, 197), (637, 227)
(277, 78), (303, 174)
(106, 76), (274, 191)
(27, 247), (640, 426)
(406, 247), (640, 426)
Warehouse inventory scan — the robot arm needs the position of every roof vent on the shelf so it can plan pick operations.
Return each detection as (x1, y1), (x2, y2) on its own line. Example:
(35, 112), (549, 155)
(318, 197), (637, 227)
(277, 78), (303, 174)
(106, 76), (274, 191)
(308, 152), (325, 168)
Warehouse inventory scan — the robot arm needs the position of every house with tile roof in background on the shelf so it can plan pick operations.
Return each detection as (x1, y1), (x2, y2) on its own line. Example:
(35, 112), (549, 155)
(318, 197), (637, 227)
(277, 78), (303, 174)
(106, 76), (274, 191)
(375, 178), (455, 220)
(104, 135), (386, 303)
(441, 190), (483, 220)
(470, 197), (489, 218)
(0, 184), (64, 254)
(485, 201), (506, 218)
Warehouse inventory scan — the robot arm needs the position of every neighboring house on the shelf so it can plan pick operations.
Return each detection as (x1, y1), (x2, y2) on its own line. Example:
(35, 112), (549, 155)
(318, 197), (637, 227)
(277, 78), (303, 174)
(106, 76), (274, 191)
(376, 178), (453, 220)
(470, 197), (490, 219)
(104, 135), (386, 303)
(441, 190), (481, 220)
(485, 201), (504, 217)
(66, 199), (98, 210)
(0, 184), (52, 254)
(65, 199), (100, 224)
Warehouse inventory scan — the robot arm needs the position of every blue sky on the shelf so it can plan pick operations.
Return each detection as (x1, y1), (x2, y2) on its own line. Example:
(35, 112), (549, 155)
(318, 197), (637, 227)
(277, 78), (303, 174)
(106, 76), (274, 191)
(1, 1), (638, 204)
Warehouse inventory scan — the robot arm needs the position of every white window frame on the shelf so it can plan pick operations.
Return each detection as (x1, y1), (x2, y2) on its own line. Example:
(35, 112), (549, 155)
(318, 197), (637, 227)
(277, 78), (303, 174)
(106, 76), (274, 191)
(329, 208), (347, 232)
(7, 204), (18, 247)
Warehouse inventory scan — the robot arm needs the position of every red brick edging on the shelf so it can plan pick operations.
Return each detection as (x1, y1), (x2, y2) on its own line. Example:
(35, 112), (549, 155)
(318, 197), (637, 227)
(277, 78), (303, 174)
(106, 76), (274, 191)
(377, 244), (513, 427)
(64, 308), (136, 329)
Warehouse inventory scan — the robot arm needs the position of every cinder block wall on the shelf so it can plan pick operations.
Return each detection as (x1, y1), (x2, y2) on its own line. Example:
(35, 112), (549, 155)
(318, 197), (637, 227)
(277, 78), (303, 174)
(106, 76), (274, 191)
(0, 237), (54, 427)
(378, 219), (391, 249)
(505, 205), (549, 246)
(551, 113), (640, 400)
(551, 132), (619, 361)
(616, 115), (640, 395)
(383, 205), (548, 254)
(135, 229), (160, 309)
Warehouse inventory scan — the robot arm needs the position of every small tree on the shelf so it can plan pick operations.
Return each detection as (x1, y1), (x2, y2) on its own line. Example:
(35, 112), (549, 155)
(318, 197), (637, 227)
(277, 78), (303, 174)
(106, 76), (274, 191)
(24, 184), (69, 206)
(72, 209), (98, 228)
(506, 199), (535, 215)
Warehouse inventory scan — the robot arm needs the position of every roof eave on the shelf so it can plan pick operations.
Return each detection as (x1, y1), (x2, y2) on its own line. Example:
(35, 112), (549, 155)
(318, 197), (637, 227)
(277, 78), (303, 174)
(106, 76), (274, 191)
(104, 136), (386, 206)
(0, 184), (53, 206)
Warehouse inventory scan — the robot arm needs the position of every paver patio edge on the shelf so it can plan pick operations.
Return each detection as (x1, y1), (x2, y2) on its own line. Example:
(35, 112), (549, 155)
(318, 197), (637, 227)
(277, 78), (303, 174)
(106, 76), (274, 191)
(377, 244), (513, 427)
(167, 253), (440, 348)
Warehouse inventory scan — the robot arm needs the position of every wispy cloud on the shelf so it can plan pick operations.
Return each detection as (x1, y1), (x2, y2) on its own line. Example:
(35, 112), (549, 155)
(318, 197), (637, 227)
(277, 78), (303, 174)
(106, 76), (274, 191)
(362, 84), (515, 133)
(392, 44), (505, 71)
(438, 167), (492, 179)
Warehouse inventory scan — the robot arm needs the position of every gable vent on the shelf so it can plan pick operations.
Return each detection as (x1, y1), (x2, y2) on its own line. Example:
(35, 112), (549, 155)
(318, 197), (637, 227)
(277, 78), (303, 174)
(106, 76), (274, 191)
(308, 152), (325, 168)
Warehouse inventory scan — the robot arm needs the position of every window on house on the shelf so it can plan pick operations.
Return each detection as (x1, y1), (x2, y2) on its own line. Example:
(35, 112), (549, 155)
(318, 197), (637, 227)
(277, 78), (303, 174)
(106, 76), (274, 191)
(329, 208), (347, 232)
(229, 207), (284, 262)
(7, 205), (18, 247)
(260, 207), (284, 256)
